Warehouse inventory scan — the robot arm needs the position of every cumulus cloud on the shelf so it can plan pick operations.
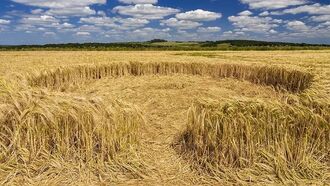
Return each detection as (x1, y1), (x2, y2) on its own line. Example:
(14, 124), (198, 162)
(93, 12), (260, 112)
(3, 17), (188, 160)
(117, 18), (150, 29)
(77, 25), (103, 33)
(240, 0), (307, 10)
(102, 27), (171, 42)
(43, 31), (56, 36)
(76, 31), (90, 36)
(61, 23), (75, 28)
(277, 3), (330, 15)
(321, 21), (330, 26)
(0, 19), (11, 24)
(238, 10), (253, 16)
(176, 9), (222, 21)
(80, 17), (116, 27)
(46, 7), (96, 16)
(11, 0), (105, 17)
(80, 16), (150, 30)
(11, 0), (106, 8)
(0, 19), (10, 32)
(197, 27), (221, 33)
(286, 20), (310, 31)
(311, 15), (330, 22)
(31, 9), (44, 14)
(113, 4), (180, 19)
(228, 13), (282, 34)
(97, 11), (106, 17)
(118, 0), (158, 4)
(15, 12), (75, 33)
(20, 15), (60, 25)
(276, 20), (330, 40)
(222, 30), (247, 39)
(130, 27), (170, 40)
(259, 11), (269, 16)
(160, 18), (202, 30)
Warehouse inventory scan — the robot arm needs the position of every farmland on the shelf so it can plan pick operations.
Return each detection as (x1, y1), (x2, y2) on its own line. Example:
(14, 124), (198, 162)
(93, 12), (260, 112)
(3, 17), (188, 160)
(0, 50), (329, 185)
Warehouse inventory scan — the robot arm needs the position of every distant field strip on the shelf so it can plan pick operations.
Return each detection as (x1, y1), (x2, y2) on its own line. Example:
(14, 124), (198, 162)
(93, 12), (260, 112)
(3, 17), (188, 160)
(28, 61), (313, 92)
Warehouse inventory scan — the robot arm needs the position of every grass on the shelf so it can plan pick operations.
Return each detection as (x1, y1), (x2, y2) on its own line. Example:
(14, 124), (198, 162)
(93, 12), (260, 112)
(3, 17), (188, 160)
(0, 50), (329, 185)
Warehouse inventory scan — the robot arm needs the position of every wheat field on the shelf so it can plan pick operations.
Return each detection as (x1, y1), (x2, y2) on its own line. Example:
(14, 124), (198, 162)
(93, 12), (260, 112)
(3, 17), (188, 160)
(0, 51), (329, 185)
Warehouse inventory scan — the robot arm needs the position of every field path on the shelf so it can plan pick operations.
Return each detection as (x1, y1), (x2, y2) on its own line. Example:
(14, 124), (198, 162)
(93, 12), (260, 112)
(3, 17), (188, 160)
(133, 95), (211, 185)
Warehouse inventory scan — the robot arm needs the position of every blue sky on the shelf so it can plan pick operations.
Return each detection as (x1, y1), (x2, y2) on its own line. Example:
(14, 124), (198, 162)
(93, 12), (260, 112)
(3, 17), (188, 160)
(0, 0), (329, 45)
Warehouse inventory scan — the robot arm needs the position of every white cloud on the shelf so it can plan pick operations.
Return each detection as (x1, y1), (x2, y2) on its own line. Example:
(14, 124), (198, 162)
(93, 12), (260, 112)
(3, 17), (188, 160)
(50, 22), (76, 30)
(131, 27), (170, 39)
(197, 27), (221, 33)
(43, 31), (56, 37)
(113, 4), (180, 20)
(174, 30), (198, 40)
(20, 15), (60, 25)
(176, 9), (222, 21)
(80, 16), (150, 30)
(102, 27), (171, 42)
(117, 17), (150, 29)
(311, 15), (330, 22)
(15, 13), (75, 33)
(77, 25), (103, 32)
(238, 10), (253, 16)
(286, 20), (310, 31)
(269, 29), (277, 34)
(97, 11), (106, 16)
(11, 0), (105, 17)
(62, 22), (74, 28)
(118, 0), (158, 4)
(228, 13), (282, 33)
(0, 19), (11, 24)
(279, 3), (330, 15)
(259, 11), (269, 16)
(80, 17), (116, 27)
(14, 24), (36, 32)
(223, 31), (233, 35)
(31, 9), (44, 14)
(76, 31), (90, 36)
(240, 0), (307, 10)
(277, 20), (330, 40)
(160, 18), (202, 30)
(46, 6), (96, 16)
(321, 21), (330, 26)
(11, 0), (106, 8)
(172, 29), (222, 41)
(222, 30), (246, 39)
(37, 27), (46, 31)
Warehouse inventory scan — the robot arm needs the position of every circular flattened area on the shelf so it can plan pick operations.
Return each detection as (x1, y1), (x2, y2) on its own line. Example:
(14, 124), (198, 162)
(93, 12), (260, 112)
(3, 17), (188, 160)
(68, 74), (285, 184)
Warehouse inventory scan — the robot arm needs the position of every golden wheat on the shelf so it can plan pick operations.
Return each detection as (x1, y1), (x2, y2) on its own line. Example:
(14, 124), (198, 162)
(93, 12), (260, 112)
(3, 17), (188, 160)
(178, 98), (330, 184)
(0, 80), (145, 184)
(0, 51), (329, 185)
(28, 61), (313, 92)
